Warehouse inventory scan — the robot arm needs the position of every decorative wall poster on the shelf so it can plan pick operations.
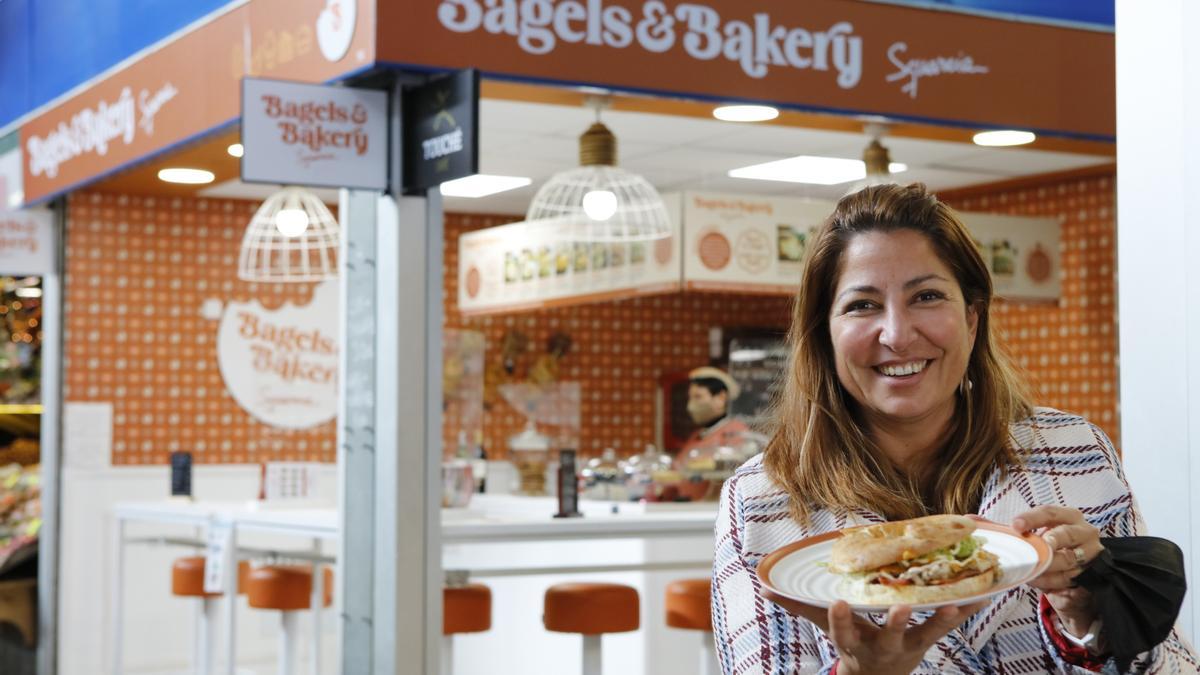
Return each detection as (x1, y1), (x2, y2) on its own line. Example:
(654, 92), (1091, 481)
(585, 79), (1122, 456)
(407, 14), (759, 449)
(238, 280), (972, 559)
(457, 195), (682, 315)
(962, 212), (1061, 301)
(217, 279), (339, 428)
(680, 192), (1061, 301)
(682, 191), (832, 294)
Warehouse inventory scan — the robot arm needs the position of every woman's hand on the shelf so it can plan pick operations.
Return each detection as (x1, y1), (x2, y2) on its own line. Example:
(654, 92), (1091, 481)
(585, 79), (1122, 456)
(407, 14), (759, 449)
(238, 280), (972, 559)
(791, 600), (988, 675)
(1013, 505), (1105, 637)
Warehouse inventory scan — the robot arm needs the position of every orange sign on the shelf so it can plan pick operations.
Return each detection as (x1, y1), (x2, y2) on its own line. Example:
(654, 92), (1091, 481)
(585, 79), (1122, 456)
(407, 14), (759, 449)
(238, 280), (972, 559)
(381, 0), (1112, 139)
(21, 0), (374, 205)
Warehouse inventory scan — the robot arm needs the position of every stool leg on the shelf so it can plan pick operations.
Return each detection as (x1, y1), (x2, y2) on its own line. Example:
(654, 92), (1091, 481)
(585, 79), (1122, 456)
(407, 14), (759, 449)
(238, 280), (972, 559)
(441, 635), (454, 675)
(197, 597), (219, 675)
(193, 598), (205, 675)
(581, 634), (602, 675)
(311, 557), (322, 675)
(280, 611), (301, 675)
(701, 631), (720, 675)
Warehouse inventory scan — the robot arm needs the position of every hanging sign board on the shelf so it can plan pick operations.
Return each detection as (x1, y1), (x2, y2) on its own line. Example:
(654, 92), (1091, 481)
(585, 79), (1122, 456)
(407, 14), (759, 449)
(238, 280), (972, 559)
(0, 208), (55, 277)
(216, 279), (340, 428)
(0, 138), (54, 276)
(403, 68), (480, 193)
(241, 77), (388, 190)
(457, 195), (682, 315)
(682, 192), (832, 294)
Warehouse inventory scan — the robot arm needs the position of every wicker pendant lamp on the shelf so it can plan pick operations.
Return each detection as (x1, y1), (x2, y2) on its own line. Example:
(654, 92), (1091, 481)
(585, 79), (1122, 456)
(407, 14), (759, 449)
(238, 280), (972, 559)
(524, 114), (672, 242)
(845, 123), (901, 196)
(237, 186), (340, 283)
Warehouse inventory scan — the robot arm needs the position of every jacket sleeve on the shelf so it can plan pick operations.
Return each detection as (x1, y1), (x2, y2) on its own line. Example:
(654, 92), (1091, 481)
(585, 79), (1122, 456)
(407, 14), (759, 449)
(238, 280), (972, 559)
(1039, 423), (1200, 674)
(711, 472), (837, 675)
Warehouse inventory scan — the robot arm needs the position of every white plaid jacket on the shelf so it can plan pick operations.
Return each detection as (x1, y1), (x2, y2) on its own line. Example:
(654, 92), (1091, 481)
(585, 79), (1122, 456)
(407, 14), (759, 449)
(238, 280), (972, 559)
(712, 408), (1200, 674)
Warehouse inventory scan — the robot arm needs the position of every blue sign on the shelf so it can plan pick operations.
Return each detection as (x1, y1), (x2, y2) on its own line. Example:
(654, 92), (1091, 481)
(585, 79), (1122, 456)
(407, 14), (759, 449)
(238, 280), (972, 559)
(0, 0), (231, 131)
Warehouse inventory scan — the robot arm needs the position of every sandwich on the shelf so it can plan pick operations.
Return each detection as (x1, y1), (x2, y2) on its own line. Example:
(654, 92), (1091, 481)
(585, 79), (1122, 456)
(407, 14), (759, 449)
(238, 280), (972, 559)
(828, 514), (1000, 604)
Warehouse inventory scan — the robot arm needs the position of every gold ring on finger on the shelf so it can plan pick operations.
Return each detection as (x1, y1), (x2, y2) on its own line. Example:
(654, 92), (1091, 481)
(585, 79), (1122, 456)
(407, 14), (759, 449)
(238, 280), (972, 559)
(1072, 546), (1087, 568)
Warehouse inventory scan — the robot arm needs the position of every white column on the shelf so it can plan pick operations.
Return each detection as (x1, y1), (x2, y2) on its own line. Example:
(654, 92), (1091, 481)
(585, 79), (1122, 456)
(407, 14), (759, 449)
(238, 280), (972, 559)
(1116, 0), (1200, 641)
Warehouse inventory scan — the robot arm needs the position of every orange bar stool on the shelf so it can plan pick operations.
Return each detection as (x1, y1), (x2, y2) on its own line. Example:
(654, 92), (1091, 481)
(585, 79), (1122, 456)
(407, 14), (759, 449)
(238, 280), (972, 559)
(543, 582), (639, 675)
(245, 564), (333, 675)
(442, 583), (491, 675)
(171, 556), (250, 675)
(665, 578), (719, 675)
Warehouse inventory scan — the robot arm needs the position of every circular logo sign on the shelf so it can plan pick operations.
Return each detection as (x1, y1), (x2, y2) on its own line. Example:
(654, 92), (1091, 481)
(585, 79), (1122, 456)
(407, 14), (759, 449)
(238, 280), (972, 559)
(1026, 244), (1053, 284)
(698, 231), (732, 271)
(736, 230), (772, 274)
(317, 0), (357, 62)
(217, 280), (339, 429)
(466, 266), (482, 298)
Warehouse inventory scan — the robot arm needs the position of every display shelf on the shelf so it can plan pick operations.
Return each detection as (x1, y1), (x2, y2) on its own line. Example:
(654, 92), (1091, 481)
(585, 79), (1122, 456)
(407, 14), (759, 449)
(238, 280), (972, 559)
(0, 406), (40, 415)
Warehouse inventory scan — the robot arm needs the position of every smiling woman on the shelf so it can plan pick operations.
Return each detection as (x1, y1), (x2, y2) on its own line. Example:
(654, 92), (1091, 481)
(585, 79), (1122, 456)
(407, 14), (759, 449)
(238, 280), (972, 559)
(710, 184), (1200, 675)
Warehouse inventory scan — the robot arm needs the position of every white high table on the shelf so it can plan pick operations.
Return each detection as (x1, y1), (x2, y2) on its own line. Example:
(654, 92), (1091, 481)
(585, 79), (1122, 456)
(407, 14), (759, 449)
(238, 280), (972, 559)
(111, 496), (717, 675)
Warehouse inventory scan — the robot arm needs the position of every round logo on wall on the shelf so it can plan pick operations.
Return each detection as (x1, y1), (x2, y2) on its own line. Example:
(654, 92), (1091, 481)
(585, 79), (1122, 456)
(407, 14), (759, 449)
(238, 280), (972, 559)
(217, 280), (339, 429)
(317, 0), (357, 62)
(466, 266), (482, 298)
(698, 231), (732, 271)
(736, 230), (772, 274)
(1026, 243), (1053, 284)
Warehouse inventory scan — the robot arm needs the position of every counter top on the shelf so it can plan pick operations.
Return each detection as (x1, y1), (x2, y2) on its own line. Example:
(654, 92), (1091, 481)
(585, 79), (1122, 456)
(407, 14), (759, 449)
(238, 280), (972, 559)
(114, 494), (718, 544)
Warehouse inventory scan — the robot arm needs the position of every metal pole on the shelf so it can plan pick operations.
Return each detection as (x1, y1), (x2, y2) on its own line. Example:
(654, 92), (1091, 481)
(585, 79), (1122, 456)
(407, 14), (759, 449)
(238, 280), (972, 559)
(338, 186), (379, 674)
(376, 77), (443, 674)
(38, 196), (65, 675)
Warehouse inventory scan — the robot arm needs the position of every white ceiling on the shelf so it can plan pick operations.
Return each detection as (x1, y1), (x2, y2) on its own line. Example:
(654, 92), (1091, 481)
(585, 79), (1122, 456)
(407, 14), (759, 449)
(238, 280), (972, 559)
(200, 98), (1112, 215)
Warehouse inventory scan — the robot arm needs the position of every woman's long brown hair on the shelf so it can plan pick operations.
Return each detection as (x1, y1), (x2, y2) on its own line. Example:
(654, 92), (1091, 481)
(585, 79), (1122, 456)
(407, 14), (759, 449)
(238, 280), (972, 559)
(763, 183), (1032, 524)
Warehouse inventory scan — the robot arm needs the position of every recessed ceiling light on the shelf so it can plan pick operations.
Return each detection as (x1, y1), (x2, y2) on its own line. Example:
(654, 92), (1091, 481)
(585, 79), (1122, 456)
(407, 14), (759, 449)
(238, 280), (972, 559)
(158, 168), (215, 184)
(227, 143), (244, 158)
(439, 174), (532, 198)
(713, 105), (779, 123)
(729, 156), (908, 185)
(972, 130), (1036, 147)
(6, 191), (22, 209)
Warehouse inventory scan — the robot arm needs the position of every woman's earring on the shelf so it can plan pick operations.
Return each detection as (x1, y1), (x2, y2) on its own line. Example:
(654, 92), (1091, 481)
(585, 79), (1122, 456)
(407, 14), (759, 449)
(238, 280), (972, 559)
(958, 375), (974, 396)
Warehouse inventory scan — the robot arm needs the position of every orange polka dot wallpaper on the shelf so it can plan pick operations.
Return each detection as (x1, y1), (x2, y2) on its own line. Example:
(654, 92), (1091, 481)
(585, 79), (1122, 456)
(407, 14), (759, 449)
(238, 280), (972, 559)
(63, 166), (1117, 466)
(941, 168), (1120, 447)
(64, 191), (335, 465)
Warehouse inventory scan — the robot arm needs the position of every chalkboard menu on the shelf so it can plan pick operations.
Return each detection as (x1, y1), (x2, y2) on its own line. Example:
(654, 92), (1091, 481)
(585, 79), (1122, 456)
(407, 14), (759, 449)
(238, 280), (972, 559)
(170, 451), (193, 497)
(728, 337), (789, 428)
(554, 449), (582, 519)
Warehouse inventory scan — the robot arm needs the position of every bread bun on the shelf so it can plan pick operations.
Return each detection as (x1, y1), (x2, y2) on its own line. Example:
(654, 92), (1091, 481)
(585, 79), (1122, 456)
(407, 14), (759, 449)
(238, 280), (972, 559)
(829, 515), (976, 574)
(838, 568), (996, 605)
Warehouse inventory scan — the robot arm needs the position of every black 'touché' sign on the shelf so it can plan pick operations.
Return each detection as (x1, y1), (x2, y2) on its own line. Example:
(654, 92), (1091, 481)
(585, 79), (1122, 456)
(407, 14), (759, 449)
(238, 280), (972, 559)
(403, 68), (479, 193)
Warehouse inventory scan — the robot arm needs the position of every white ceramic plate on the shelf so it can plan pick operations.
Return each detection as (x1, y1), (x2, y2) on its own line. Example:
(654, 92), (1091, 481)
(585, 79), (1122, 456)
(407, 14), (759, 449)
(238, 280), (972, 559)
(757, 521), (1052, 613)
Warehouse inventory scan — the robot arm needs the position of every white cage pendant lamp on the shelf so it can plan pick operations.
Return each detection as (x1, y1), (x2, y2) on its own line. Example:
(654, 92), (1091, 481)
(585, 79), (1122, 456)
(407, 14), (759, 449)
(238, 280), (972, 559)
(237, 186), (339, 283)
(525, 119), (672, 242)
